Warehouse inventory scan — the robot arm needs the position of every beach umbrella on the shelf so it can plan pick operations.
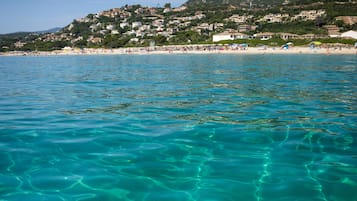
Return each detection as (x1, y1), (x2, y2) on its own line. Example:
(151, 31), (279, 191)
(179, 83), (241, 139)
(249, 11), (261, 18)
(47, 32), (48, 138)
(281, 44), (289, 49)
(312, 41), (322, 45)
(231, 44), (238, 49)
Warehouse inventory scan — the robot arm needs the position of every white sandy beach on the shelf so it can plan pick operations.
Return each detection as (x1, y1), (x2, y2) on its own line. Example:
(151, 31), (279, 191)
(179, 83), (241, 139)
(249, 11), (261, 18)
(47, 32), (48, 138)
(1, 45), (356, 56)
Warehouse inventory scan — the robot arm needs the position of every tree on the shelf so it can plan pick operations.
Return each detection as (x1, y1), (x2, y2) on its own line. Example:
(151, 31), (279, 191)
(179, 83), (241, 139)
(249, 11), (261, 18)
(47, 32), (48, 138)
(74, 39), (88, 48)
(315, 16), (326, 27)
(334, 20), (344, 28)
(102, 35), (130, 48)
(70, 21), (91, 37)
(170, 31), (208, 44)
(225, 21), (238, 29)
(154, 35), (167, 45)
(164, 3), (171, 9)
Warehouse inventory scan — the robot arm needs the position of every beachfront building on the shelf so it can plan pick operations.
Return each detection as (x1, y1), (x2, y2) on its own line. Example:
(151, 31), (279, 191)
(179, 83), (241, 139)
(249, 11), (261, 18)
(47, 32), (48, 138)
(234, 32), (249, 40)
(340, 30), (357, 39)
(280, 33), (299, 40)
(212, 32), (248, 42)
(254, 32), (275, 40)
(299, 34), (315, 40)
(213, 32), (234, 42)
(279, 33), (317, 40)
(324, 25), (340, 38)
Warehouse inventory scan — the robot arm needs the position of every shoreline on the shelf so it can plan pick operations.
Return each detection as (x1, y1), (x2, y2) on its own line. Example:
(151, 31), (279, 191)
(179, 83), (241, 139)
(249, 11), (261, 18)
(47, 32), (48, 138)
(1, 45), (356, 56)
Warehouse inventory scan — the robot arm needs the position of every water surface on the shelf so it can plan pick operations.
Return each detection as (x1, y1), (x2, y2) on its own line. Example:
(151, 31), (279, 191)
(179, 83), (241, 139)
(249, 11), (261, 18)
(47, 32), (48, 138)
(0, 54), (356, 201)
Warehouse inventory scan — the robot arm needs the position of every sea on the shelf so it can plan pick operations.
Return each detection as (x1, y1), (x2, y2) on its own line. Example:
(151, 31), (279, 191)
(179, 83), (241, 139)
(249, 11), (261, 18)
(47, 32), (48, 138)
(0, 54), (356, 201)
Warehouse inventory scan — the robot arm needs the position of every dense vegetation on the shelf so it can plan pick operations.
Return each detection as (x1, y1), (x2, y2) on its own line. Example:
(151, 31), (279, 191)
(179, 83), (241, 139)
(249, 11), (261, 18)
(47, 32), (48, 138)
(0, 33), (38, 52)
(215, 37), (356, 46)
(1, 0), (356, 52)
(19, 41), (69, 51)
(185, 0), (284, 7)
(257, 21), (327, 35)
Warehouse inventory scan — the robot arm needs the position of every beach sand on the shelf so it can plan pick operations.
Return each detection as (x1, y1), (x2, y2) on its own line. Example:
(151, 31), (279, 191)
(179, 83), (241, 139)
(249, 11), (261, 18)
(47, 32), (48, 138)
(1, 45), (356, 56)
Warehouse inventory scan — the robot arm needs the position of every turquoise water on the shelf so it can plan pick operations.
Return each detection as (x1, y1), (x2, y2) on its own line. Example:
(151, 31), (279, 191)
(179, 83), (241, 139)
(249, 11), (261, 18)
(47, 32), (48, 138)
(0, 54), (356, 201)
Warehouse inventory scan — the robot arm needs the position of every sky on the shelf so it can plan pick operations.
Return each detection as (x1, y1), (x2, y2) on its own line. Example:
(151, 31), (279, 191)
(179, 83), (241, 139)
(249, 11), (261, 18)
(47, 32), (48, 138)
(0, 0), (186, 34)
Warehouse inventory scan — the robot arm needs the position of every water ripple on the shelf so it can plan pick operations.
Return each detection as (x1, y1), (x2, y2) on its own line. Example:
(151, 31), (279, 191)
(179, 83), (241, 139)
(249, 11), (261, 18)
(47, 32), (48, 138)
(0, 54), (356, 201)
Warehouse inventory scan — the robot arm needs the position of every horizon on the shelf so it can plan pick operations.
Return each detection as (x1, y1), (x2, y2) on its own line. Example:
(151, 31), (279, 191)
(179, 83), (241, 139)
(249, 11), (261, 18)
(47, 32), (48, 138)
(0, 0), (186, 34)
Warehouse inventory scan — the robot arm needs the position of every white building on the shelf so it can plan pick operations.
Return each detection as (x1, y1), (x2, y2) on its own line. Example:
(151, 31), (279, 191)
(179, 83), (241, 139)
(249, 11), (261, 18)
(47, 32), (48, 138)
(226, 15), (253, 23)
(292, 10), (325, 21)
(130, 38), (139, 43)
(106, 24), (115, 31)
(259, 14), (289, 23)
(254, 32), (275, 40)
(163, 8), (172, 13)
(213, 32), (233, 42)
(153, 19), (165, 27)
(14, 41), (26, 48)
(139, 25), (151, 32)
(132, 22), (142, 29)
(341, 30), (357, 39)
(120, 22), (129, 29)
(213, 32), (248, 42)
(111, 30), (119, 35)
(172, 6), (187, 12)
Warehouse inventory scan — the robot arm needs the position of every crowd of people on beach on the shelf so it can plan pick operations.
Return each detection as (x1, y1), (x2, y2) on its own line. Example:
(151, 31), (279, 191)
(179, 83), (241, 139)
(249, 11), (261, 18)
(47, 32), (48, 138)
(85, 44), (250, 54)
(1, 43), (356, 56)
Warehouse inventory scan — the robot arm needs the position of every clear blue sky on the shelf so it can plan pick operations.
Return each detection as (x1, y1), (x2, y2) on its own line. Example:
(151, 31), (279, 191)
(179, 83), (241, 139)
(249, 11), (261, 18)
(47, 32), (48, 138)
(0, 0), (186, 34)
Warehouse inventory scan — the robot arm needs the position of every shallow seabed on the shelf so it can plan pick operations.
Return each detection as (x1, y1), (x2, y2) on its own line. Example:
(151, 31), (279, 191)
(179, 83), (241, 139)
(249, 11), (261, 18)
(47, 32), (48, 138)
(0, 54), (356, 201)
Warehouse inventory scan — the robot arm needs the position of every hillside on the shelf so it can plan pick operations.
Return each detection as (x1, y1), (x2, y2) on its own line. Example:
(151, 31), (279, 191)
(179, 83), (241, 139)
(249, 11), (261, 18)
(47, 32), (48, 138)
(184, 0), (355, 8)
(184, 0), (285, 8)
(1, 1), (356, 52)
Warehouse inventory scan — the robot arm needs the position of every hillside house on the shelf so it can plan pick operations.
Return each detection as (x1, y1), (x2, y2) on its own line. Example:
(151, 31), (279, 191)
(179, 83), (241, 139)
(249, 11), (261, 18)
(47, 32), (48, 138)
(163, 8), (172, 13)
(259, 14), (289, 23)
(120, 23), (129, 29)
(172, 6), (187, 12)
(132, 22), (142, 29)
(238, 24), (257, 33)
(292, 10), (325, 21)
(106, 25), (115, 31)
(14, 41), (26, 48)
(226, 15), (253, 23)
(111, 30), (120, 35)
(336, 16), (357, 25)
(153, 19), (165, 27)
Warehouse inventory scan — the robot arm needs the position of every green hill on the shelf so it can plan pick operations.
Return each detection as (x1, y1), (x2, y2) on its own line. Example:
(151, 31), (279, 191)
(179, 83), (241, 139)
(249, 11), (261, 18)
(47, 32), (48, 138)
(184, 0), (283, 8)
(183, 0), (354, 8)
(1, 1), (356, 52)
